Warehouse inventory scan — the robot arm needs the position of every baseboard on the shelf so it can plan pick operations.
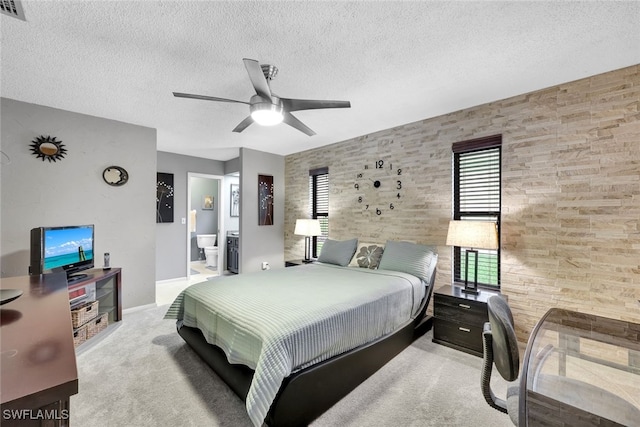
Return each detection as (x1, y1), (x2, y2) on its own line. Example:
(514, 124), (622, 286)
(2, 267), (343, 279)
(156, 277), (188, 286)
(123, 302), (157, 314)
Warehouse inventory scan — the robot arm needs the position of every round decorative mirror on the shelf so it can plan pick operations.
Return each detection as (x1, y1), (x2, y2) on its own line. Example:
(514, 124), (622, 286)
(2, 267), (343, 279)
(103, 166), (129, 186)
(29, 136), (67, 162)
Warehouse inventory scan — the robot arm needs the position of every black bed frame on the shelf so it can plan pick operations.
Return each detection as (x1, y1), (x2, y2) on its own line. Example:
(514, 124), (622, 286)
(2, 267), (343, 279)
(176, 267), (436, 427)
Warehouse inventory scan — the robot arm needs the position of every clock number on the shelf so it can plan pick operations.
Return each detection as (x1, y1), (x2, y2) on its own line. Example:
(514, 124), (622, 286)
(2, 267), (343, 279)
(397, 193), (401, 199)
(396, 180), (402, 190)
(365, 204), (369, 210)
(357, 173), (363, 178)
(390, 203), (394, 210)
(354, 183), (359, 190)
(397, 168), (402, 176)
(364, 165), (369, 170)
(358, 196), (362, 203)
(376, 160), (384, 169)
(376, 208), (382, 215)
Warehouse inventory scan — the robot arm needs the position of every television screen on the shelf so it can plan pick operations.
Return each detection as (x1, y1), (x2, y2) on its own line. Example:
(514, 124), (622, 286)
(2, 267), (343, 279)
(43, 226), (94, 270)
(30, 225), (95, 277)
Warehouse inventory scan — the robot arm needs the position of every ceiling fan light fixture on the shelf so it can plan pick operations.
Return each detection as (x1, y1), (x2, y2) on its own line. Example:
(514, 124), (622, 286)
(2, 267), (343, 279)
(250, 97), (284, 126)
(175, 59), (350, 135)
(251, 109), (283, 126)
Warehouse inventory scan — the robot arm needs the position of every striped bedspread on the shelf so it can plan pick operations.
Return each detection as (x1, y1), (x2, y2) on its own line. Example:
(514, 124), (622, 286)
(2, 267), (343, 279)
(164, 263), (426, 426)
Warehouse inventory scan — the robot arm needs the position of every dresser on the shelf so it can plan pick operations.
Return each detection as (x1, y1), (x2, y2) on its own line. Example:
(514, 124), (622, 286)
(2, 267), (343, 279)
(432, 284), (502, 357)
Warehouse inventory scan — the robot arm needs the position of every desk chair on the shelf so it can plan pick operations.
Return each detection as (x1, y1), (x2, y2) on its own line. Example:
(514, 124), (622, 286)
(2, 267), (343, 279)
(481, 295), (520, 425)
(481, 298), (640, 427)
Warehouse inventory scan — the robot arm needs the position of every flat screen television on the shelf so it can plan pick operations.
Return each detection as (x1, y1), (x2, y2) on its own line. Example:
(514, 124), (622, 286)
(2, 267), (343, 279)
(30, 224), (95, 283)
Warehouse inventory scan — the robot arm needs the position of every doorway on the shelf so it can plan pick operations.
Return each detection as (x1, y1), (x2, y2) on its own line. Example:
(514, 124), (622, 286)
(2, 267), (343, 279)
(187, 173), (224, 281)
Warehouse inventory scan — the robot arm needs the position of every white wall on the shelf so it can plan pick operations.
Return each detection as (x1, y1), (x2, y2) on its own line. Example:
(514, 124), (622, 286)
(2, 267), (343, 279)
(239, 147), (284, 273)
(0, 98), (157, 309)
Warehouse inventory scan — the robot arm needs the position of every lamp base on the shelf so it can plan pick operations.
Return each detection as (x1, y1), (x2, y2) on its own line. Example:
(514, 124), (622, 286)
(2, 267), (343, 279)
(302, 259), (314, 264)
(461, 287), (479, 295)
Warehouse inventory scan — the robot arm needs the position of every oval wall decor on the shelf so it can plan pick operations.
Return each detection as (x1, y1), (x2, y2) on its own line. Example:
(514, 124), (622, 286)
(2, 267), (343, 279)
(29, 135), (67, 162)
(102, 166), (129, 186)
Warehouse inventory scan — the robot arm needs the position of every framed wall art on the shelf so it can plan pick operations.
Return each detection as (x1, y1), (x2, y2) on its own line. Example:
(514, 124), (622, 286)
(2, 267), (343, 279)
(156, 172), (174, 223)
(258, 174), (274, 226)
(230, 184), (239, 217)
(202, 195), (214, 210)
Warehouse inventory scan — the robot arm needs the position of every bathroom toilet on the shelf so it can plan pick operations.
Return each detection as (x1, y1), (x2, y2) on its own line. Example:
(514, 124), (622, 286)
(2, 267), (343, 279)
(196, 234), (218, 269)
(204, 246), (218, 268)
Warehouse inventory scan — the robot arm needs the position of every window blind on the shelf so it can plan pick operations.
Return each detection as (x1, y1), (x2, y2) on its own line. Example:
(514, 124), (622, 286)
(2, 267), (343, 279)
(453, 135), (501, 288)
(309, 167), (329, 258)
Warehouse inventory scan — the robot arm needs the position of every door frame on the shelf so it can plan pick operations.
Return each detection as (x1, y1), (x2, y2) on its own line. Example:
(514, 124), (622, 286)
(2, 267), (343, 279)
(186, 172), (225, 280)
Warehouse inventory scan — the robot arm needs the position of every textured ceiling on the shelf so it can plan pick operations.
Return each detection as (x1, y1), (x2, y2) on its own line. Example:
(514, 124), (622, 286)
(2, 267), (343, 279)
(2, 1), (639, 161)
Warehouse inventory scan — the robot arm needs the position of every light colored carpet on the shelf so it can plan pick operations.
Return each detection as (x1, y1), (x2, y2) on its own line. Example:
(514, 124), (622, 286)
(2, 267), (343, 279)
(71, 304), (514, 427)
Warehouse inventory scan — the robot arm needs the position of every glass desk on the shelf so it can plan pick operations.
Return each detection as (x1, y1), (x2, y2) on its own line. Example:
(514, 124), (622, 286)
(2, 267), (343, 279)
(520, 308), (640, 426)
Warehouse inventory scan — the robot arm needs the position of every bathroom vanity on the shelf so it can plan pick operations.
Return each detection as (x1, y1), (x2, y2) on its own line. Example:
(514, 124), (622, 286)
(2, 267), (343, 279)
(226, 232), (239, 274)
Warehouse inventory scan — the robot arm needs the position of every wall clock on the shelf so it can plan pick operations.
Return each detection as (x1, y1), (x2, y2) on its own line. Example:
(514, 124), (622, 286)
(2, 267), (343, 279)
(102, 166), (129, 186)
(354, 159), (403, 215)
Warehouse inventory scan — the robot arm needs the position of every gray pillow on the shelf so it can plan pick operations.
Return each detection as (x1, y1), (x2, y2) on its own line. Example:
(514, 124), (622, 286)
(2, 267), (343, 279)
(378, 240), (436, 282)
(318, 238), (358, 266)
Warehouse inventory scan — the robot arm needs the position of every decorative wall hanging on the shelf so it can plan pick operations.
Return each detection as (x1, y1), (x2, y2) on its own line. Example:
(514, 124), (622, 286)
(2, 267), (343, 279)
(230, 184), (239, 217)
(156, 172), (174, 223)
(258, 174), (274, 226)
(202, 195), (214, 210)
(102, 166), (129, 186)
(29, 135), (67, 162)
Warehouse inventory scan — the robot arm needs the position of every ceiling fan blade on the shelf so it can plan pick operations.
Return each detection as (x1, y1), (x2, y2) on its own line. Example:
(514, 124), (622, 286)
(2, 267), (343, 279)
(173, 92), (249, 104)
(281, 98), (351, 112)
(283, 112), (315, 136)
(243, 58), (272, 100)
(232, 116), (254, 133)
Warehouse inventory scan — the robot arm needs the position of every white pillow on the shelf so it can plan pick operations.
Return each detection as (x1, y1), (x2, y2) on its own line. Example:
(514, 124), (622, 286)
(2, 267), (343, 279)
(349, 242), (384, 269)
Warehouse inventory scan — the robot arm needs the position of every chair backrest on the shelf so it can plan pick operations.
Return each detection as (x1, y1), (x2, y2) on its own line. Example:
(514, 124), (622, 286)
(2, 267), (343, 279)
(487, 296), (519, 382)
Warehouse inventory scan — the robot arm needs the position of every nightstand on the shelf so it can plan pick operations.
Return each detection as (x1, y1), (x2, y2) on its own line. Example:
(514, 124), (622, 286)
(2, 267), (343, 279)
(432, 284), (503, 357)
(285, 259), (314, 267)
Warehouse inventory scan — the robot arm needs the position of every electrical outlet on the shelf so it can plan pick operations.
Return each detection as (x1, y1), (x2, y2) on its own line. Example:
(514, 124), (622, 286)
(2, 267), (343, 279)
(181, 218), (186, 224)
(261, 261), (270, 270)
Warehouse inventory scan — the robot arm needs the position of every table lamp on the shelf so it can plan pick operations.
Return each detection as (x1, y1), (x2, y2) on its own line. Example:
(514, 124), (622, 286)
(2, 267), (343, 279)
(294, 219), (322, 263)
(446, 220), (498, 294)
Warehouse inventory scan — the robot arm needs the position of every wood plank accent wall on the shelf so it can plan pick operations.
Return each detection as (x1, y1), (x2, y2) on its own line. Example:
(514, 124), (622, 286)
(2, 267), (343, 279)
(285, 65), (640, 342)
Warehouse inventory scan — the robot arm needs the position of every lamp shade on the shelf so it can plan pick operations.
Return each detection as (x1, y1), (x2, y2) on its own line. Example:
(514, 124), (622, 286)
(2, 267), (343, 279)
(294, 219), (322, 237)
(446, 220), (498, 250)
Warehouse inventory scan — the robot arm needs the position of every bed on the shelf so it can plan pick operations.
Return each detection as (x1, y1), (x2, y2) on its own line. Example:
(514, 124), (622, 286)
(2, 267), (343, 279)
(165, 240), (437, 427)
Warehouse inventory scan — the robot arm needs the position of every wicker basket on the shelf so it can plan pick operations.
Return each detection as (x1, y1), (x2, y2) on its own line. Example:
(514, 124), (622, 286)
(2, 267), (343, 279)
(73, 327), (87, 347)
(71, 300), (99, 328)
(86, 312), (108, 339)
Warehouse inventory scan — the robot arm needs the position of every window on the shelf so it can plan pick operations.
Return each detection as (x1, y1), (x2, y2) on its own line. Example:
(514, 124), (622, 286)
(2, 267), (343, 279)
(309, 167), (329, 258)
(452, 135), (501, 288)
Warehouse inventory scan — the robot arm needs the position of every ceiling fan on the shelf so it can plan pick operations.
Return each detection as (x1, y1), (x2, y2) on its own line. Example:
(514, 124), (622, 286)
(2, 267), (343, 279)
(173, 58), (351, 136)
